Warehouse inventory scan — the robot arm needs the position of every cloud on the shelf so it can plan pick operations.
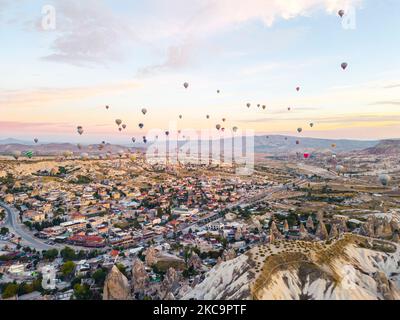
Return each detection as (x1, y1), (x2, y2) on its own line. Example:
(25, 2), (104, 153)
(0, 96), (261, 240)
(40, 0), (137, 66)
(0, 81), (139, 108)
(369, 101), (400, 106)
(241, 114), (400, 124)
(384, 84), (400, 89)
(37, 0), (362, 68)
(0, 121), (71, 133)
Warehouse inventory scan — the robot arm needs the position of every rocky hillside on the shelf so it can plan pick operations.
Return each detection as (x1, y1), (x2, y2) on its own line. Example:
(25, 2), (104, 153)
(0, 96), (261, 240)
(183, 234), (400, 300)
(360, 139), (400, 155)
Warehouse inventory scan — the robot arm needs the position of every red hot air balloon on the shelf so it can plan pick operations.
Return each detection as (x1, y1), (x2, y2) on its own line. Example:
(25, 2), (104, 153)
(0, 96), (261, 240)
(303, 153), (310, 159)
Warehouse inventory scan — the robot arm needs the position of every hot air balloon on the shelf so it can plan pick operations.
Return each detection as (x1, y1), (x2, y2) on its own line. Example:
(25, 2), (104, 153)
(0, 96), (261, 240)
(12, 150), (21, 160)
(331, 144), (337, 148)
(262, 105), (266, 110)
(336, 165), (345, 173)
(296, 87), (300, 92)
(310, 123), (314, 128)
(246, 103), (251, 108)
(296, 140), (300, 145)
(297, 128), (303, 133)
(232, 126), (238, 133)
(139, 123), (144, 129)
(34, 138), (38, 144)
(222, 118), (226, 122)
(24, 150), (33, 159)
(77, 126), (84, 135)
(221, 128), (225, 132)
(178, 130), (181, 134)
(217, 90), (220, 94)
(106, 105), (110, 110)
(183, 82), (189, 89)
(115, 119), (122, 126)
(216, 124), (221, 130)
(303, 153), (310, 159)
(132, 137), (136, 143)
(179, 115), (183, 119)
(379, 174), (391, 186)
(77, 143), (82, 150)
(122, 124), (127, 129)
(288, 107), (291, 111)
(257, 104), (260, 108)
(142, 108), (147, 115)
(341, 62), (348, 70)
(165, 131), (170, 137)
(206, 115), (210, 119)
(338, 10), (345, 18)
(119, 128), (122, 132)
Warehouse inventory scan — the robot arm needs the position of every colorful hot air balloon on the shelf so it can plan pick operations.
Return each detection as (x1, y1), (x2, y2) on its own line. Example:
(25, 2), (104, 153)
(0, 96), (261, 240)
(246, 103), (251, 108)
(216, 124), (221, 131)
(34, 138), (39, 144)
(183, 82), (189, 89)
(142, 108), (147, 115)
(297, 128), (303, 133)
(232, 126), (238, 133)
(122, 124), (127, 129)
(77, 126), (84, 135)
(338, 9), (345, 18)
(115, 119), (122, 126)
(165, 131), (170, 137)
(341, 62), (348, 70)
(106, 105), (110, 110)
(24, 150), (33, 159)
(262, 105), (266, 110)
(296, 87), (300, 92)
(303, 153), (310, 159)
(139, 123), (144, 129)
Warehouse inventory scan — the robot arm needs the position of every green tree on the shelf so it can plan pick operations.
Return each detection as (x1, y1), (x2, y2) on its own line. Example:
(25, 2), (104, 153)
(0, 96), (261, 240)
(92, 268), (107, 286)
(0, 227), (9, 235)
(42, 249), (59, 261)
(73, 283), (92, 300)
(61, 247), (77, 261)
(61, 261), (76, 277)
(2, 283), (19, 299)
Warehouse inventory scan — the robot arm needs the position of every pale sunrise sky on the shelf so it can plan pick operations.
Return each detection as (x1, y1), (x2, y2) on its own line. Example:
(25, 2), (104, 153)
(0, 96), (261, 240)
(0, 0), (400, 143)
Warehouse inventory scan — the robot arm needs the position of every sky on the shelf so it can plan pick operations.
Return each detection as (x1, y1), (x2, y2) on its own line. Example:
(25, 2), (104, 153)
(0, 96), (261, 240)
(0, 0), (400, 143)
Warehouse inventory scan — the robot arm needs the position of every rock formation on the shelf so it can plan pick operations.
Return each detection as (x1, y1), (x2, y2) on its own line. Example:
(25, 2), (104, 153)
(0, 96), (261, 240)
(103, 265), (131, 300)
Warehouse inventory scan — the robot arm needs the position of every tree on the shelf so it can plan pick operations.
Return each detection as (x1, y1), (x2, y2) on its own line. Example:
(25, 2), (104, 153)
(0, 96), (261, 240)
(73, 283), (92, 300)
(92, 268), (107, 286)
(2, 283), (19, 299)
(61, 247), (77, 261)
(42, 249), (58, 261)
(61, 261), (76, 277)
(0, 227), (9, 236)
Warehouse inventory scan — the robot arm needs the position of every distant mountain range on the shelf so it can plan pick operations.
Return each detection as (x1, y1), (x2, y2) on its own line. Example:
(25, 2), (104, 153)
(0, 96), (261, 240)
(0, 135), (386, 156)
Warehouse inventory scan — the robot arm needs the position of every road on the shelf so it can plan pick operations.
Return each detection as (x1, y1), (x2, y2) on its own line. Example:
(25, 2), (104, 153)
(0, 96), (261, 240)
(0, 201), (62, 251)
